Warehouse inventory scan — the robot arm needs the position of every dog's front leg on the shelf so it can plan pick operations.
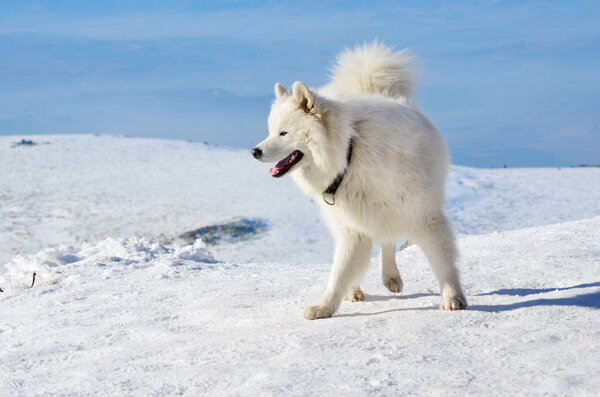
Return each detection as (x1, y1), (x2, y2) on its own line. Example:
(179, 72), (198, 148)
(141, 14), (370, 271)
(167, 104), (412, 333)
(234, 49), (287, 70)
(304, 229), (372, 320)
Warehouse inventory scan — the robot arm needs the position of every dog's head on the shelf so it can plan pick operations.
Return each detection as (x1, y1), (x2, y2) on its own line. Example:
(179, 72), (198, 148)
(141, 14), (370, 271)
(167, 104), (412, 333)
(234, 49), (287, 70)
(251, 81), (328, 178)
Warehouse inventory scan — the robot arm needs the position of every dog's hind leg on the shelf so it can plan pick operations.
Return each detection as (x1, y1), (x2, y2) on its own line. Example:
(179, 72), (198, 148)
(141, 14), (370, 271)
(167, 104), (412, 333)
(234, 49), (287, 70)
(380, 241), (403, 293)
(412, 212), (466, 310)
(304, 229), (372, 319)
(345, 285), (365, 301)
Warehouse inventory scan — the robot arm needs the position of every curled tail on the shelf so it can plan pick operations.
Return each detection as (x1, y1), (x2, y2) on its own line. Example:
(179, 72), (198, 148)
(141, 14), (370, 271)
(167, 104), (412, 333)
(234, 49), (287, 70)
(330, 41), (417, 99)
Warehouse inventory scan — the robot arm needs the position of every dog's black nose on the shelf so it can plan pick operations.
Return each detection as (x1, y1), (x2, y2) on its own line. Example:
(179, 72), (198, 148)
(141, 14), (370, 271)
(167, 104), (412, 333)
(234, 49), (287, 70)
(251, 147), (262, 159)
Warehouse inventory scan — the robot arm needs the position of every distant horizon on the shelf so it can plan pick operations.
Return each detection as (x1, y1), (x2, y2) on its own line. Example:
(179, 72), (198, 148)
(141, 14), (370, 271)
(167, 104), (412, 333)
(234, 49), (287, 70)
(4, 132), (600, 169)
(1, 1), (599, 168)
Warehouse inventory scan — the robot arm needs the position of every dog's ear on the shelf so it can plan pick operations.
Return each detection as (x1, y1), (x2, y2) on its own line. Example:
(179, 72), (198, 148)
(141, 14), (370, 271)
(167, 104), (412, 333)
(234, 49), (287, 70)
(274, 82), (288, 98)
(292, 81), (316, 114)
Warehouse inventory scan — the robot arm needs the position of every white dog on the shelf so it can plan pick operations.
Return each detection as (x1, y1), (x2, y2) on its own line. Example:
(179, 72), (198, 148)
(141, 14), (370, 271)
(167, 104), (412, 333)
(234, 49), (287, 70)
(252, 42), (466, 319)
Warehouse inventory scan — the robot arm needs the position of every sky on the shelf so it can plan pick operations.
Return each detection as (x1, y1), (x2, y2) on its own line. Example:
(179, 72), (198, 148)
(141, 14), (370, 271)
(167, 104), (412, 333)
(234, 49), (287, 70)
(1, 0), (599, 167)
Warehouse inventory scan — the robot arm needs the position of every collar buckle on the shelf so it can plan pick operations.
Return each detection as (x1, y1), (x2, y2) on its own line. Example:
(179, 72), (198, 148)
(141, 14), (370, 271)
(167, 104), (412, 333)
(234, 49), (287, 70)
(322, 192), (335, 205)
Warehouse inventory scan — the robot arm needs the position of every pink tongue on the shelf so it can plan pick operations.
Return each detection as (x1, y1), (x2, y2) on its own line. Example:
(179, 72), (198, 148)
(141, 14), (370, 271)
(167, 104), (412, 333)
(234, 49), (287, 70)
(269, 152), (294, 176)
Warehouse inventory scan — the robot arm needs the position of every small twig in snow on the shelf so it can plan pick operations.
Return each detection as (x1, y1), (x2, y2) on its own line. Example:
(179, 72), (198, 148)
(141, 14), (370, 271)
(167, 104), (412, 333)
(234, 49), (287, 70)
(26, 272), (36, 289)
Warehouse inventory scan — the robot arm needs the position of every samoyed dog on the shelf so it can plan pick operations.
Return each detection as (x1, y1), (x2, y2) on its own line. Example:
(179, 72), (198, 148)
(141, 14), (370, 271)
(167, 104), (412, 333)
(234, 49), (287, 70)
(252, 42), (466, 319)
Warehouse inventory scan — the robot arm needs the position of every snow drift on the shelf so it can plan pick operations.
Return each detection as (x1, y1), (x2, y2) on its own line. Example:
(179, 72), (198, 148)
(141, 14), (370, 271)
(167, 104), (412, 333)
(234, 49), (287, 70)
(1, 238), (217, 290)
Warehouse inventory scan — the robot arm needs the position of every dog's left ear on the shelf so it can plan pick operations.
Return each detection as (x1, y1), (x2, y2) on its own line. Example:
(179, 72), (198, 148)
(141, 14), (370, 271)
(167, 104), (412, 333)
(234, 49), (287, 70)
(292, 81), (317, 114)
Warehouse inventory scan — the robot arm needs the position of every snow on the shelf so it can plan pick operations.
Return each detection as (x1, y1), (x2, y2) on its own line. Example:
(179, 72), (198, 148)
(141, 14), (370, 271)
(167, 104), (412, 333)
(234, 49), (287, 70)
(1, 135), (600, 395)
(3, 238), (216, 290)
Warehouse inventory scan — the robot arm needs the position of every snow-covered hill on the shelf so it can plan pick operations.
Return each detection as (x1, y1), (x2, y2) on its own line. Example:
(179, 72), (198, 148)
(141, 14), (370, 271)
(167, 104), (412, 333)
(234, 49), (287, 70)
(1, 135), (599, 395)
(2, 135), (599, 267)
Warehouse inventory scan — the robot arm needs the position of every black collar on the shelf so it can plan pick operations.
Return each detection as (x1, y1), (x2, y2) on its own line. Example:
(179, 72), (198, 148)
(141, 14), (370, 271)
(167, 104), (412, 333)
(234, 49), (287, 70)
(322, 137), (354, 205)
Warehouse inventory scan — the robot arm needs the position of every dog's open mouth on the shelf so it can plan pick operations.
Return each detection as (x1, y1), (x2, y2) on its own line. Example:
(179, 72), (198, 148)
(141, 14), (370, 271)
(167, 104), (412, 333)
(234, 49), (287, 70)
(269, 150), (304, 178)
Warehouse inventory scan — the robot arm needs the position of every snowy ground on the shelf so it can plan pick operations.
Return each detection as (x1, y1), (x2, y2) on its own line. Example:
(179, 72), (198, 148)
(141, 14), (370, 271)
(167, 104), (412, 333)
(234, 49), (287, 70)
(1, 135), (599, 395)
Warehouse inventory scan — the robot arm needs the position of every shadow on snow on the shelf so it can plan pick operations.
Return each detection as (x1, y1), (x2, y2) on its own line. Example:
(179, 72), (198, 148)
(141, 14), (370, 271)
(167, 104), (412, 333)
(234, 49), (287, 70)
(334, 282), (600, 317)
(475, 281), (600, 297)
(469, 290), (600, 312)
(470, 281), (600, 311)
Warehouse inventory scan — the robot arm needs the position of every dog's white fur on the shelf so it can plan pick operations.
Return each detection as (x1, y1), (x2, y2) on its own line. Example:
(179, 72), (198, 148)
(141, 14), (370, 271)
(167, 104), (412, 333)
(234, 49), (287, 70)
(254, 42), (466, 319)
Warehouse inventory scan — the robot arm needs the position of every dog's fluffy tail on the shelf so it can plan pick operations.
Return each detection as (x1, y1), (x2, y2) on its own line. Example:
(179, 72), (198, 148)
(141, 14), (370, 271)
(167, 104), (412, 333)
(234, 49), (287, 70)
(330, 41), (416, 99)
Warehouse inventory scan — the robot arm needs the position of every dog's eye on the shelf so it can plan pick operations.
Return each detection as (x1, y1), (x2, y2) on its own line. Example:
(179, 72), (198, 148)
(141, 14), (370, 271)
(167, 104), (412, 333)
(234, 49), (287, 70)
(279, 131), (288, 136)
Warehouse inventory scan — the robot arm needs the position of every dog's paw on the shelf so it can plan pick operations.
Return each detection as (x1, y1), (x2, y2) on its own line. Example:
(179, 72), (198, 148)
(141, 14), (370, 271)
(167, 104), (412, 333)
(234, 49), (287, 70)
(345, 288), (364, 302)
(384, 277), (403, 293)
(441, 295), (467, 311)
(304, 305), (334, 320)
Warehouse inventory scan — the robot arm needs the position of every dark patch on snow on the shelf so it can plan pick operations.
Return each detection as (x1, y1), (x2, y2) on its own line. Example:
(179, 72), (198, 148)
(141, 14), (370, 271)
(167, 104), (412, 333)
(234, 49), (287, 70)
(179, 217), (268, 246)
(56, 253), (81, 264)
(12, 139), (37, 147)
(11, 139), (51, 148)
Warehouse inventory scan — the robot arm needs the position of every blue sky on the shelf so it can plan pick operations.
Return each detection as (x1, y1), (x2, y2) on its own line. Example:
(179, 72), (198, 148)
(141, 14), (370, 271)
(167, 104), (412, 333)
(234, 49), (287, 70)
(1, 1), (599, 167)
